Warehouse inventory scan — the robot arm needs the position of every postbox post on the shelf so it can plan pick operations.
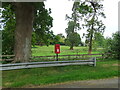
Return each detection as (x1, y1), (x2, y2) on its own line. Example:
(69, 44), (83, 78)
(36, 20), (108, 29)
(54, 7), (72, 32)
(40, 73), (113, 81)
(56, 53), (58, 61)
(55, 44), (60, 61)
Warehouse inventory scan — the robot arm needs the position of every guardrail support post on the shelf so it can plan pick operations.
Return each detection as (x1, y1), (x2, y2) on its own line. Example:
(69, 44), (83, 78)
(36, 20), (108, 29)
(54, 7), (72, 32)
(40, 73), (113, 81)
(93, 57), (96, 67)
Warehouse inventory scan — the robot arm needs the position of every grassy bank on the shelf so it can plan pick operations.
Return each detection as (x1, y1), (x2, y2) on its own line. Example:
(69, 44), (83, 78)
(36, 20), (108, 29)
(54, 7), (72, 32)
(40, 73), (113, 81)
(2, 59), (118, 88)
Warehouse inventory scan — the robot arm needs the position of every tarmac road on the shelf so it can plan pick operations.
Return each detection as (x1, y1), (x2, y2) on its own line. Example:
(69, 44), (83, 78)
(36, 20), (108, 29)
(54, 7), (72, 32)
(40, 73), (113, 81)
(40, 77), (119, 88)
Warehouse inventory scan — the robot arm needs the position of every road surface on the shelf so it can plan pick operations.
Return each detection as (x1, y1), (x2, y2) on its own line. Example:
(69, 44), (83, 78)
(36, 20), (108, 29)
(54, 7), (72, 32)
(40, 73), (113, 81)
(38, 77), (119, 88)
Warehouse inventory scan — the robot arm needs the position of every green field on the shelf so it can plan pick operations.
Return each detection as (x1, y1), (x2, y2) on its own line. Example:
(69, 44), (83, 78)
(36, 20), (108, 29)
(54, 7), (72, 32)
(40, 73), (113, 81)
(2, 59), (118, 88)
(32, 45), (104, 56)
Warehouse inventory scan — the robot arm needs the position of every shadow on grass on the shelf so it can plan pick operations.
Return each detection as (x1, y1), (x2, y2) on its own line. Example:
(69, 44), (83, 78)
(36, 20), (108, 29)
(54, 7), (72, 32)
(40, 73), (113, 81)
(32, 47), (38, 48)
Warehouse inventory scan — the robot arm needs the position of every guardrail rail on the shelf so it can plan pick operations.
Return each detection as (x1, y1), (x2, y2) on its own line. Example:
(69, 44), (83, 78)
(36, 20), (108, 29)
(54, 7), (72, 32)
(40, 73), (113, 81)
(0, 57), (96, 71)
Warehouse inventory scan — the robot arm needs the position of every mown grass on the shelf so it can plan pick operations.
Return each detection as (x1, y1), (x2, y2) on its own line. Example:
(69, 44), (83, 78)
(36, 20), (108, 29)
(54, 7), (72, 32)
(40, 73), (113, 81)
(31, 45), (104, 62)
(32, 45), (103, 56)
(2, 59), (118, 88)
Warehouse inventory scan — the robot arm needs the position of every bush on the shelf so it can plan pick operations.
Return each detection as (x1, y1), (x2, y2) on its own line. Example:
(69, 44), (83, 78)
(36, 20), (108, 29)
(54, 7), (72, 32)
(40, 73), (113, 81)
(111, 31), (120, 59)
(104, 31), (120, 59)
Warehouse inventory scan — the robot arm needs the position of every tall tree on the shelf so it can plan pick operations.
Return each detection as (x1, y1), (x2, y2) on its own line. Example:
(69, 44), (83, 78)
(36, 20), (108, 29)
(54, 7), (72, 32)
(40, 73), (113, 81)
(77, 0), (106, 54)
(2, 2), (53, 62)
(14, 3), (34, 62)
(65, 2), (81, 50)
(72, 2), (80, 31)
(65, 21), (81, 50)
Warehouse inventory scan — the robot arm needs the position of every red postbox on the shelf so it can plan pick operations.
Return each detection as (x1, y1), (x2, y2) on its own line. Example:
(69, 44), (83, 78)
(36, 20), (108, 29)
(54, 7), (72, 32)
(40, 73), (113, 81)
(55, 44), (60, 54)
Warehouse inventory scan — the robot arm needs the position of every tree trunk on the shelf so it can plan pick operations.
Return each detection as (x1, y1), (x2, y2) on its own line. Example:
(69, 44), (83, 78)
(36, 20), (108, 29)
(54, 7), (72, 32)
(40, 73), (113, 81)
(88, 21), (94, 54)
(88, 33), (93, 54)
(88, 11), (95, 54)
(14, 3), (34, 62)
(70, 43), (74, 50)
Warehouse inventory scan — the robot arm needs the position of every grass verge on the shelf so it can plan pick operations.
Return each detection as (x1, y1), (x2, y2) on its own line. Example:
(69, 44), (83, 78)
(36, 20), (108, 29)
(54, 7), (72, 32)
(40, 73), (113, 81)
(2, 59), (118, 88)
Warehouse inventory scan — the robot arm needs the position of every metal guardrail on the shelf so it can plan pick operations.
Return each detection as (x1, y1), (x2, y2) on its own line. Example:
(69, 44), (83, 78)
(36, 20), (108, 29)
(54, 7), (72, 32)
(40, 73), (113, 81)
(0, 57), (96, 71)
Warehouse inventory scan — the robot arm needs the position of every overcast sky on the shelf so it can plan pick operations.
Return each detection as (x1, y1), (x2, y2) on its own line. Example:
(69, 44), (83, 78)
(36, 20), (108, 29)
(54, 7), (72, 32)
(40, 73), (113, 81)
(44, 0), (119, 41)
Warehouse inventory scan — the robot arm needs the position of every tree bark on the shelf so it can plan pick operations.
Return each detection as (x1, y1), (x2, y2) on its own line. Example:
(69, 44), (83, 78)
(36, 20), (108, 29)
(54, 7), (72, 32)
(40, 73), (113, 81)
(88, 32), (93, 54)
(14, 3), (34, 62)
(70, 43), (74, 50)
(88, 7), (95, 54)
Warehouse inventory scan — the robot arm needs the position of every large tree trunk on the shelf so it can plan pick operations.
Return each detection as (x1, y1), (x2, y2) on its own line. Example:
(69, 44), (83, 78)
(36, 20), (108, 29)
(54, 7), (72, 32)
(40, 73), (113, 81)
(88, 33), (93, 54)
(14, 3), (34, 62)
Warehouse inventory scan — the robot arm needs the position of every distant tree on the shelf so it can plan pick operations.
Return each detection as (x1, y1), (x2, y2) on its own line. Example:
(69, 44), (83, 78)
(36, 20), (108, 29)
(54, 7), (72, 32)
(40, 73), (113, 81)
(92, 32), (105, 50)
(65, 21), (75, 50)
(65, 2), (81, 50)
(57, 33), (65, 45)
(65, 21), (81, 50)
(57, 33), (65, 38)
(34, 30), (54, 46)
(105, 31), (120, 59)
(33, 7), (53, 46)
(53, 35), (61, 44)
(77, 0), (106, 54)
(31, 32), (37, 47)
(65, 32), (81, 50)
(111, 31), (120, 59)
(103, 37), (113, 53)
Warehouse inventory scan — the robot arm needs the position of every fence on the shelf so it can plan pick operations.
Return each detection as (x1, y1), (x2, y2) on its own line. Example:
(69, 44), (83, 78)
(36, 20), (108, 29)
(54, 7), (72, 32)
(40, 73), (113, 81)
(0, 55), (15, 62)
(0, 53), (111, 62)
(0, 57), (96, 71)
(30, 53), (110, 62)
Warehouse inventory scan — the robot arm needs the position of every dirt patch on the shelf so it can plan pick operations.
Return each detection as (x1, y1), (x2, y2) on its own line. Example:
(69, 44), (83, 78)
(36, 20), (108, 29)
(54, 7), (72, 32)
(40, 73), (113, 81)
(4, 82), (12, 86)
(102, 64), (110, 67)
(102, 63), (118, 67)
(112, 64), (119, 66)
